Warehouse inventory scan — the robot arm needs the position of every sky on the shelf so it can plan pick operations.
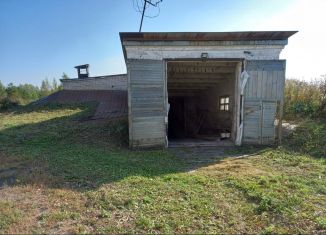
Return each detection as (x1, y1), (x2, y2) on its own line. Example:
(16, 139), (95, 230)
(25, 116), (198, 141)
(0, 0), (325, 86)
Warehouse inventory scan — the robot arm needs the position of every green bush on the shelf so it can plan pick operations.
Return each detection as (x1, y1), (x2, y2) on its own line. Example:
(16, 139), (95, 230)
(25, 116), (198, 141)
(0, 78), (62, 111)
(286, 120), (326, 158)
(108, 118), (129, 146)
(284, 76), (326, 119)
(0, 97), (19, 110)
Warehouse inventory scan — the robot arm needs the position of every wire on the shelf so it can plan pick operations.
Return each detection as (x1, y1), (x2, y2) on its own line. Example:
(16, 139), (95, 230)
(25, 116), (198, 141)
(134, 0), (163, 32)
(132, 0), (162, 18)
(144, 4), (160, 18)
(133, 0), (150, 13)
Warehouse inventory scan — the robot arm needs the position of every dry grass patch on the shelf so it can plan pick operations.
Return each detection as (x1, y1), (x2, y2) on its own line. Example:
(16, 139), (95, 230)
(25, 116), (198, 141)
(201, 155), (272, 178)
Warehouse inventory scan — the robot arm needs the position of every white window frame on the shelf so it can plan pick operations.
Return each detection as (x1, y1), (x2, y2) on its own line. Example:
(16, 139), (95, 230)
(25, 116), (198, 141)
(219, 96), (230, 111)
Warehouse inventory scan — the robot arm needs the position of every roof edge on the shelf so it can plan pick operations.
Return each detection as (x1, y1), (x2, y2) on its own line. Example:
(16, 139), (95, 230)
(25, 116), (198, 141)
(119, 31), (298, 42)
(60, 73), (127, 82)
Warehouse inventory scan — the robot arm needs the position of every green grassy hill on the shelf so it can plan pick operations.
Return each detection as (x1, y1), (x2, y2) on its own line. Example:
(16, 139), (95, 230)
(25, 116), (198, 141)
(0, 104), (325, 233)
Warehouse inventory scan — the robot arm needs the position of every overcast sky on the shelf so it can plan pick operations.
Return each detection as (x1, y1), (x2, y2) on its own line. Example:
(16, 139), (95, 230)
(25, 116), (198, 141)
(0, 0), (325, 86)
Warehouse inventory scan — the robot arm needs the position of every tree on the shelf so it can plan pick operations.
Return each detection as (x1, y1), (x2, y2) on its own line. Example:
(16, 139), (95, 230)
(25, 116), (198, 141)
(0, 81), (7, 109)
(61, 73), (69, 80)
(40, 78), (52, 97)
(0, 79), (62, 110)
(0, 80), (6, 100)
(6, 83), (22, 105)
(52, 78), (58, 91)
(17, 84), (40, 101)
(317, 75), (326, 116)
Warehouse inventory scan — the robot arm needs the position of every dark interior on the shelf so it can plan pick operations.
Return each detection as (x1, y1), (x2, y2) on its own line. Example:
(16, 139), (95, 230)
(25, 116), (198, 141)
(167, 61), (238, 144)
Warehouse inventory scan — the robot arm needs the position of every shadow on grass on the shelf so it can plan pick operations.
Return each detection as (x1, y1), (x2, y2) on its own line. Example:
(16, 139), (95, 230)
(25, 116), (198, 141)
(0, 104), (270, 191)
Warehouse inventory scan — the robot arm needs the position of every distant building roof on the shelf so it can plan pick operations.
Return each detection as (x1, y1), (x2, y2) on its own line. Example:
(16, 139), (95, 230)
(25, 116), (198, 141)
(120, 31), (297, 42)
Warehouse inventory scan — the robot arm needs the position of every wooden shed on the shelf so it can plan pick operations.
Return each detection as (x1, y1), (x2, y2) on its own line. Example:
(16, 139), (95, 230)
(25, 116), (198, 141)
(120, 31), (297, 148)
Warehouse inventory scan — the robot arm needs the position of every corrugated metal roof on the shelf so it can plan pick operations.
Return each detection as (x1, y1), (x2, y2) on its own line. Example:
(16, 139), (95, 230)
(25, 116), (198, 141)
(120, 31), (297, 41)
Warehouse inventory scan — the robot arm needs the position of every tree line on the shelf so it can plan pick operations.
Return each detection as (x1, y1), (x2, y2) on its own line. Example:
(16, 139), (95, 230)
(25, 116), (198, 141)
(0, 77), (65, 110)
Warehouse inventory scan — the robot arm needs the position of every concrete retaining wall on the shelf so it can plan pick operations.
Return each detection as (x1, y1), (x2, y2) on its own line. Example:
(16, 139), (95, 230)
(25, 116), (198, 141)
(61, 74), (127, 91)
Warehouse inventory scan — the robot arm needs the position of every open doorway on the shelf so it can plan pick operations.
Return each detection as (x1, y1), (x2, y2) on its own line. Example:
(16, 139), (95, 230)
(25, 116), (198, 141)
(167, 60), (240, 147)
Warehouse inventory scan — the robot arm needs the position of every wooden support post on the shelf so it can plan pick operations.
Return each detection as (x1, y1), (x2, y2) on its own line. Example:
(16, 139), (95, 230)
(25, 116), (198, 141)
(260, 100), (263, 145)
(278, 100), (284, 145)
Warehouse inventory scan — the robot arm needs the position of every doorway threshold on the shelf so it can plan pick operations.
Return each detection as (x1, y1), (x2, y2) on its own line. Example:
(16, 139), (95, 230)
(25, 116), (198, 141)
(168, 138), (234, 148)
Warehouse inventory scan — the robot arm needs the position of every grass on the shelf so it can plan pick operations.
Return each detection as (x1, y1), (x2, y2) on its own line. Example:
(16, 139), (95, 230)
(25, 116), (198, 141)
(0, 104), (325, 234)
(0, 201), (22, 230)
(285, 119), (326, 157)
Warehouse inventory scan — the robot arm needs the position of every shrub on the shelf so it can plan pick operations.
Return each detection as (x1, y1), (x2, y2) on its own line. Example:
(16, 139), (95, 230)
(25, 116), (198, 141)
(109, 118), (129, 146)
(0, 79), (62, 111)
(0, 97), (20, 110)
(284, 76), (326, 119)
(286, 120), (326, 158)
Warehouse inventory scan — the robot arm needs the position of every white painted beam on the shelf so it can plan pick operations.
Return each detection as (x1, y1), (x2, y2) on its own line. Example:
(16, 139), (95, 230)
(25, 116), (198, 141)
(125, 45), (284, 60)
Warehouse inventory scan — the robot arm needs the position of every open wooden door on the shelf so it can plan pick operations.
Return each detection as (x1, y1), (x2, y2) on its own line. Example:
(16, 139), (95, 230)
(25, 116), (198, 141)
(128, 59), (167, 148)
(240, 60), (286, 145)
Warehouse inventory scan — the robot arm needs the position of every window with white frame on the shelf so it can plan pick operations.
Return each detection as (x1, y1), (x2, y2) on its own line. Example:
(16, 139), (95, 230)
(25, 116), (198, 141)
(219, 96), (230, 111)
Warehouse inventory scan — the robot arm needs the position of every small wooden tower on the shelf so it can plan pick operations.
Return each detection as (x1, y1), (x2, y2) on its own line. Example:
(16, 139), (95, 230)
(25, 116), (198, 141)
(74, 64), (89, 78)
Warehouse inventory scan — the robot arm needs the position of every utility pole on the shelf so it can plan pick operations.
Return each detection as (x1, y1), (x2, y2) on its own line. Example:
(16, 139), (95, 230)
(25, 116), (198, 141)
(139, 0), (147, 32)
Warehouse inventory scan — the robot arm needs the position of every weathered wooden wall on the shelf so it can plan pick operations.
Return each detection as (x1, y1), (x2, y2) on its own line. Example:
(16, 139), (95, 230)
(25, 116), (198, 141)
(124, 38), (288, 148)
(128, 59), (166, 148)
(243, 60), (285, 144)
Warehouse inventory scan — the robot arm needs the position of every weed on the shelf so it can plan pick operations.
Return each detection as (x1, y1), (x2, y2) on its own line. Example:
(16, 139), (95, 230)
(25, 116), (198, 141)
(316, 217), (326, 229)
(0, 201), (21, 230)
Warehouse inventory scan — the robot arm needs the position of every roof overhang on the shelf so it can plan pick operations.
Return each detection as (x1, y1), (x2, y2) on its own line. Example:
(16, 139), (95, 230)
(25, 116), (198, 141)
(120, 31), (297, 42)
(119, 31), (298, 62)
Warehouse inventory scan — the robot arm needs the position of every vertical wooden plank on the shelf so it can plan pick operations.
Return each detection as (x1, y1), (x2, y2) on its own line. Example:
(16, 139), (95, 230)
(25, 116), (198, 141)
(164, 60), (168, 147)
(245, 73), (251, 98)
(249, 71), (254, 99)
(251, 71), (256, 99)
(128, 59), (166, 148)
(127, 62), (132, 147)
(272, 70), (278, 99)
(245, 60), (286, 145)
(261, 101), (277, 144)
(262, 71), (268, 99)
(243, 100), (261, 144)
(246, 71), (251, 99)
(270, 71), (275, 99)
(260, 100), (263, 144)
(253, 71), (258, 99)
(280, 70), (286, 100)
(257, 70), (263, 99)
(278, 100), (284, 145)
(233, 61), (242, 143)
(267, 71), (273, 99)
(278, 62), (286, 145)
(276, 71), (281, 100)
(248, 76), (252, 98)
